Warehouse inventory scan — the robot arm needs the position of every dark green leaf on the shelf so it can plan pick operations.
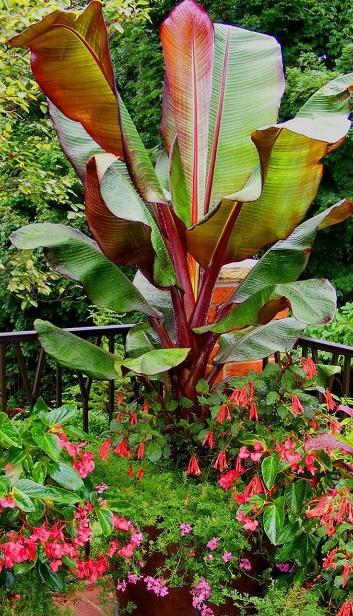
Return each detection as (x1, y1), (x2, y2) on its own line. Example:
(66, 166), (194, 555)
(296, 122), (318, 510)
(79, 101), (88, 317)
(285, 480), (313, 515)
(146, 442), (163, 462)
(38, 562), (64, 591)
(96, 508), (114, 537)
(15, 479), (80, 505)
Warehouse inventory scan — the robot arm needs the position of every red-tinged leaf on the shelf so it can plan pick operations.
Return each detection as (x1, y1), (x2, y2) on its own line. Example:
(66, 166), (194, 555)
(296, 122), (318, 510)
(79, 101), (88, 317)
(9, 2), (123, 156)
(118, 95), (165, 203)
(161, 76), (176, 154)
(160, 0), (214, 225)
(85, 154), (154, 268)
(204, 23), (284, 215)
(337, 405), (353, 417)
(305, 433), (353, 455)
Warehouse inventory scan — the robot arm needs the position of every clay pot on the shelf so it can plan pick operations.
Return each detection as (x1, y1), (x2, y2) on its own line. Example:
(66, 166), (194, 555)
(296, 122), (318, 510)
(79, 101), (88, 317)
(115, 543), (266, 616)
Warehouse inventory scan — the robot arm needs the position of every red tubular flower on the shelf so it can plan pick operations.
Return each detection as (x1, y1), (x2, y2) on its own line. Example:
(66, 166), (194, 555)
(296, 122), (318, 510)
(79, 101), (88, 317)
(301, 357), (317, 378)
(98, 438), (112, 460)
(114, 438), (131, 459)
(216, 404), (231, 423)
(337, 601), (353, 616)
(137, 441), (145, 460)
(229, 389), (241, 404)
(137, 468), (144, 480)
(291, 394), (304, 415)
(213, 450), (228, 472)
(116, 392), (124, 405)
(130, 413), (138, 425)
(143, 400), (150, 413)
(202, 431), (215, 449)
(128, 464), (134, 478)
(248, 402), (258, 421)
(324, 390), (336, 411)
(187, 455), (201, 476)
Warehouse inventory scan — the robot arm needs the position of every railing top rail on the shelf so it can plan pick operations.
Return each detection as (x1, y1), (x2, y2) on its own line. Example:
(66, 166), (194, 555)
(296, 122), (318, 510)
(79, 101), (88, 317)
(0, 324), (135, 344)
(296, 335), (353, 357)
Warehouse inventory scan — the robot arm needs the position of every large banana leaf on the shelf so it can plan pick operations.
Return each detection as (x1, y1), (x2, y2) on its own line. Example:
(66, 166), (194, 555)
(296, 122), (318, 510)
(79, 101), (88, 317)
(160, 0), (214, 224)
(9, 2), (163, 205)
(48, 102), (103, 180)
(11, 224), (160, 318)
(86, 154), (177, 287)
(35, 320), (189, 378)
(85, 154), (155, 269)
(126, 322), (161, 358)
(204, 23), (284, 215)
(195, 279), (336, 334)
(187, 74), (353, 266)
(9, 2), (122, 156)
(214, 318), (305, 364)
(234, 199), (353, 302)
(35, 320), (122, 380)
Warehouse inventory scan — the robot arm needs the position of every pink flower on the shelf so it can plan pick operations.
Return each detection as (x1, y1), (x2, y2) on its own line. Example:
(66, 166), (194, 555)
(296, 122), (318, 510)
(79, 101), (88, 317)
(239, 557), (251, 570)
(95, 483), (108, 494)
(305, 454), (317, 476)
(276, 562), (295, 573)
(73, 451), (95, 478)
(206, 537), (218, 551)
(180, 523), (192, 536)
(0, 496), (16, 509)
(218, 469), (240, 490)
(236, 511), (259, 531)
(49, 559), (62, 572)
(222, 552), (233, 563)
(116, 580), (127, 592)
(144, 576), (169, 597)
(127, 572), (141, 584)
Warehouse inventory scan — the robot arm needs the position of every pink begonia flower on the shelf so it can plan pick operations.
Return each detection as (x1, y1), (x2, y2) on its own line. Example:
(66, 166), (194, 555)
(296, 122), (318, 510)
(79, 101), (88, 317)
(116, 580), (127, 592)
(222, 552), (233, 563)
(180, 523), (193, 536)
(206, 537), (218, 551)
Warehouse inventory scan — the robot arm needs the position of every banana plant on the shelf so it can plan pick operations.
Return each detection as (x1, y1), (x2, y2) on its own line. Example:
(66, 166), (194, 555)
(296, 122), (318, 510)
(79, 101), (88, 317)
(8, 0), (353, 400)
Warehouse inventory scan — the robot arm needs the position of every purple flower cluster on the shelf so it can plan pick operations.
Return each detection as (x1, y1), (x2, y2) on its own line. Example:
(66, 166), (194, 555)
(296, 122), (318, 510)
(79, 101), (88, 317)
(144, 575), (169, 597)
(191, 578), (214, 615)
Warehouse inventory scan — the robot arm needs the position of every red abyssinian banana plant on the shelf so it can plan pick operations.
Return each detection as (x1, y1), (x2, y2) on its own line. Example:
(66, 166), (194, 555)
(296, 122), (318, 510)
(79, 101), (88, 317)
(8, 0), (353, 399)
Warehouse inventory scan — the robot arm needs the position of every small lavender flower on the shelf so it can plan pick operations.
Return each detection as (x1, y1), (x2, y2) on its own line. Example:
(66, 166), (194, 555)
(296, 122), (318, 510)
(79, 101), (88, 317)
(144, 576), (169, 597)
(276, 562), (295, 573)
(206, 537), (218, 551)
(222, 552), (233, 563)
(116, 580), (127, 592)
(127, 572), (141, 584)
(239, 557), (251, 570)
(180, 522), (193, 536)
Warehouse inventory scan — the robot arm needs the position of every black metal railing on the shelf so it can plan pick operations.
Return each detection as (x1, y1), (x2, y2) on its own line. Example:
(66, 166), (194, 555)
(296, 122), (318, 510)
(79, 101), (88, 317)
(1, 326), (352, 432)
(0, 324), (133, 431)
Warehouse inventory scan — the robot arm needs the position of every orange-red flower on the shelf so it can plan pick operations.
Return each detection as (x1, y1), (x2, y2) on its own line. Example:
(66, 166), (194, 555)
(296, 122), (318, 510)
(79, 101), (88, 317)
(98, 438), (112, 460)
(187, 455), (201, 476)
